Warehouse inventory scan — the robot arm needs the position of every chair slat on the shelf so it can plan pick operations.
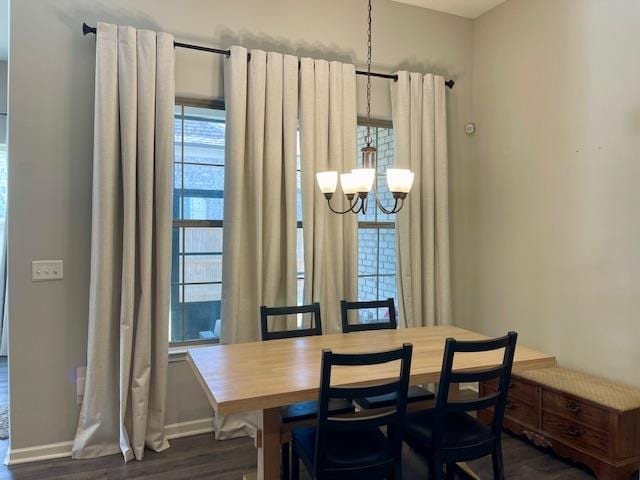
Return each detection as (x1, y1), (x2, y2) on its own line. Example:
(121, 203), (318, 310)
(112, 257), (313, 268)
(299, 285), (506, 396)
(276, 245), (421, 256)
(340, 298), (397, 333)
(260, 303), (322, 341)
(449, 365), (505, 383)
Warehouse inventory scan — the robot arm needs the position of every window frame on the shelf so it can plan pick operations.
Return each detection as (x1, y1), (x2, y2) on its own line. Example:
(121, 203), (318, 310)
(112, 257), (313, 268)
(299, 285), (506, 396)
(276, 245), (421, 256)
(170, 98), (226, 348)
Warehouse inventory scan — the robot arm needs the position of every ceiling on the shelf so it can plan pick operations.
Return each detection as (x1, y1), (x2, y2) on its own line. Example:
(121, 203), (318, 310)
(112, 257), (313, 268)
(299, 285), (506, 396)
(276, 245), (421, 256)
(391, 0), (507, 19)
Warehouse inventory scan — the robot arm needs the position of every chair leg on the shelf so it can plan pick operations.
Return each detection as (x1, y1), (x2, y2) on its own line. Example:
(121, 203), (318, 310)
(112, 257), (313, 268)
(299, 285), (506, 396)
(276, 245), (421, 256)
(391, 460), (402, 480)
(429, 456), (445, 480)
(291, 444), (300, 480)
(281, 442), (290, 480)
(445, 463), (455, 480)
(492, 440), (505, 480)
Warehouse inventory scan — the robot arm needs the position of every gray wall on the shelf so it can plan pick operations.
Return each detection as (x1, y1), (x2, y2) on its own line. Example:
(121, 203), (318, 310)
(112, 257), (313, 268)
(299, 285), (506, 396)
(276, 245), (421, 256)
(464, 0), (640, 387)
(7, 0), (474, 449)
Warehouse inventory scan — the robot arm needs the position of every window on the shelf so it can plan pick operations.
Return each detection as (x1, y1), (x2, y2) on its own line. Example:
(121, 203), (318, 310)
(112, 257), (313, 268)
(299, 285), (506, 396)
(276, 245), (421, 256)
(356, 122), (398, 323)
(171, 101), (306, 344)
(171, 102), (225, 344)
(170, 102), (396, 342)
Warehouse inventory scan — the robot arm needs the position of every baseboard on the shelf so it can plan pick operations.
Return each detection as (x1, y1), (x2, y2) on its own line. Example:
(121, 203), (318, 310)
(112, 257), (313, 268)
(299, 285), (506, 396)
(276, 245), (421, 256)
(5, 440), (74, 465)
(165, 417), (215, 440)
(4, 417), (216, 466)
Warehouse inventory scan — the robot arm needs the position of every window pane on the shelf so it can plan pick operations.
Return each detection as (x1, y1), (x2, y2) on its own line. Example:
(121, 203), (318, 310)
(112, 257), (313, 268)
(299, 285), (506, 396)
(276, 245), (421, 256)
(184, 283), (221, 302)
(182, 106), (225, 166)
(174, 105), (183, 159)
(378, 275), (398, 306)
(358, 228), (378, 276)
(296, 228), (305, 278)
(378, 229), (396, 275)
(184, 255), (222, 283)
(182, 283), (221, 341)
(170, 284), (183, 342)
(184, 143), (224, 166)
(173, 163), (182, 219)
(296, 170), (303, 223)
(297, 278), (304, 306)
(185, 227), (223, 254)
(376, 127), (394, 174)
(171, 227), (181, 284)
(358, 275), (377, 301)
(183, 164), (224, 220)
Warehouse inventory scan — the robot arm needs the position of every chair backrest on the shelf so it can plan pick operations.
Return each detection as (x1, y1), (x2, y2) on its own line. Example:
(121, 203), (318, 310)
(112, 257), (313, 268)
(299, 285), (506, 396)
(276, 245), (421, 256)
(314, 344), (413, 477)
(433, 332), (518, 444)
(340, 298), (397, 333)
(259, 303), (322, 341)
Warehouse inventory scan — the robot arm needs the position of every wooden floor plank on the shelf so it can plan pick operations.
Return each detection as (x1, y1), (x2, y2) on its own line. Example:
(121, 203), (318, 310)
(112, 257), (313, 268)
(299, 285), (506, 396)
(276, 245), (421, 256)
(0, 432), (599, 480)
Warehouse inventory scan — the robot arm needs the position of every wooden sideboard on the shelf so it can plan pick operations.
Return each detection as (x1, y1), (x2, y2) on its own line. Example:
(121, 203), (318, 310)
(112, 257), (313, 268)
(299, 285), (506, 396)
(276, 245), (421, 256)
(479, 371), (640, 480)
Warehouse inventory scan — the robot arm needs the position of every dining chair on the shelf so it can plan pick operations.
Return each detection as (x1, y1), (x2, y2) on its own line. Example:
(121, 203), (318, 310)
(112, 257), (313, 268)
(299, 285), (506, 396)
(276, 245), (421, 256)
(291, 343), (413, 480)
(260, 303), (355, 480)
(403, 331), (518, 480)
(340, 298), (435, 409)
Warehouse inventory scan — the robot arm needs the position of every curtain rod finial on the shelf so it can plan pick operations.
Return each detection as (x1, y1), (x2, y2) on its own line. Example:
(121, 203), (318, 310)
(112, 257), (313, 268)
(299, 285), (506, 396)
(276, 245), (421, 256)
(445, 79), (455, 90)
(83, 23), (97, 36)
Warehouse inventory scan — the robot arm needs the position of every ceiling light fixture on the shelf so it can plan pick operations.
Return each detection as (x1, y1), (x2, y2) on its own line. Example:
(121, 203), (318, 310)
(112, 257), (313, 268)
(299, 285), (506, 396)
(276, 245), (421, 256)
(316, 0), (414, 215)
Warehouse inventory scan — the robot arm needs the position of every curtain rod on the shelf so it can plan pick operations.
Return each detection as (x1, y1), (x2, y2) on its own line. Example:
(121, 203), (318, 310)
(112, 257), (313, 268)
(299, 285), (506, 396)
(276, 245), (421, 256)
(82, 23), (455, 90)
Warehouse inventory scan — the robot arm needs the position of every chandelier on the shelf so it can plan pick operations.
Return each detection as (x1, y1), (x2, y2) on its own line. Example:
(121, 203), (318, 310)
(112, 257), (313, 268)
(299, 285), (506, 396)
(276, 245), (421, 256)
(315, 0), (414, 215)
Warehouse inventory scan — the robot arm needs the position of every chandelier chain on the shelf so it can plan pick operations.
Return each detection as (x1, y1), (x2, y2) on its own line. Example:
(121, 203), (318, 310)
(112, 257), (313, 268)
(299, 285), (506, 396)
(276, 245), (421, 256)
(365, 0), (373, 146)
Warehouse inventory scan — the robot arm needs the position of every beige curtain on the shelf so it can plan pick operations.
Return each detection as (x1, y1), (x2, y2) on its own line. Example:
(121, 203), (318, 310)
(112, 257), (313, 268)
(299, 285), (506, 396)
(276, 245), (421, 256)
(218, 46), (298, 437)
(391, 72), (451, 328)
(300, 59), (358, 333)
(72, 22), (174, 461)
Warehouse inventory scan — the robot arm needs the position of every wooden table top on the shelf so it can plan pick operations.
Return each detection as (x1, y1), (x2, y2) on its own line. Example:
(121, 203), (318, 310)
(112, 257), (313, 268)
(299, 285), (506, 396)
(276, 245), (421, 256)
(187, 325), (556, 415)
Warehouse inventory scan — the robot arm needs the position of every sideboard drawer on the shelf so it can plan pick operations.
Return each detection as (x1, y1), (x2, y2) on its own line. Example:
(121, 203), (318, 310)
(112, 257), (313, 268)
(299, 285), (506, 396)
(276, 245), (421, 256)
(486, 375), (537, 403)
(543, 390), (610, 432)
(542, 411), (609, 458)
(484, 384), (538, 428)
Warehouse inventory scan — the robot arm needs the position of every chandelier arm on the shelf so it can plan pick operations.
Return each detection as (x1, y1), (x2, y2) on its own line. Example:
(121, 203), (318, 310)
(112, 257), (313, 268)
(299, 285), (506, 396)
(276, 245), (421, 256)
(326, 195), (360, 215)
(371, 179), (405, 214)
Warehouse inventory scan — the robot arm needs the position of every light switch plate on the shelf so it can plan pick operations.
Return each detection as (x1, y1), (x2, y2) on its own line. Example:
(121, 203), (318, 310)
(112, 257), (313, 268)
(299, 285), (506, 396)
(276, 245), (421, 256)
(32, 260), (64, 281)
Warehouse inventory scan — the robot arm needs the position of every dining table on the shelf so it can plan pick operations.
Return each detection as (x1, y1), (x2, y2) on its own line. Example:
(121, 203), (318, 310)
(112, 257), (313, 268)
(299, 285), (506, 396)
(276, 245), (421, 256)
(187, 325), (556, 480)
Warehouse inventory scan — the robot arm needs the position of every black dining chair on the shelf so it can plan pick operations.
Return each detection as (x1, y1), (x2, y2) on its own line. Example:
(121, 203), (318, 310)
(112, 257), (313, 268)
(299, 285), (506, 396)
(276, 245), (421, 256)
(291, 343), (413, 480)
(403, 331), (518, 480)
(260, 303), (355, 480)
(340, 298), (435, 409)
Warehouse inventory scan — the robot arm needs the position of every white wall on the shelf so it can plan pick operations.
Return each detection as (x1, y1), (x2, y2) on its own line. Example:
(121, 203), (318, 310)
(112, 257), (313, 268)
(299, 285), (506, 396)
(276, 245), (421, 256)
(464, 0), (640, 387)
(7, 0), (474, 449)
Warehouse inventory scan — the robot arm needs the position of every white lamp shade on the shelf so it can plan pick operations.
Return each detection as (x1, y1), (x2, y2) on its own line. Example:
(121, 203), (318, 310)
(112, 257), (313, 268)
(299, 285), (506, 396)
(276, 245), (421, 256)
(386, 168), (414, 193)
(340, 173), (359, 195)
(316, 171), (338, 194)
(351, 168), (376, 193)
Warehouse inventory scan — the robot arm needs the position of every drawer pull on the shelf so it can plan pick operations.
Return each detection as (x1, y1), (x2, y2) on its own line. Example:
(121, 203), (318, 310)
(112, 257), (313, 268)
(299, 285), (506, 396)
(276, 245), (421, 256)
(566, 425), (584, 437)
(565, 401), (581, 414)
(505, 400), (517, 410)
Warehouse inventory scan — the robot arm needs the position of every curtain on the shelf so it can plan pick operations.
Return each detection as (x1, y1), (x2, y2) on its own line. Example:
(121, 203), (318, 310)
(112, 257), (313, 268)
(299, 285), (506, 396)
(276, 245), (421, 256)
(300, 59), (358, 333)
(391, 72), (451, 328)
(218, 46), (298, 437)
(0, 223), (6, 356)
(72, 22), (175, 461)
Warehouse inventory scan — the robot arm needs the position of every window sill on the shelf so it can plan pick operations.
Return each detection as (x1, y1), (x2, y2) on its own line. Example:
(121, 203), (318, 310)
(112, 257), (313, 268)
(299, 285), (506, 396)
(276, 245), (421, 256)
(169, 342), (219, 363)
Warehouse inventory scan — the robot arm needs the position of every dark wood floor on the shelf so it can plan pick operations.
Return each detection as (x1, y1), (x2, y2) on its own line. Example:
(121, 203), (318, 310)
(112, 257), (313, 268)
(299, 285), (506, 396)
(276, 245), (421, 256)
(0, 430), (600, 480)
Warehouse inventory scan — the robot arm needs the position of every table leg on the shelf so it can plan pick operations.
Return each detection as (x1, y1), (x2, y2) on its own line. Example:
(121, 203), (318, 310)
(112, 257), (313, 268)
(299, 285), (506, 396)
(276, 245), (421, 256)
(256, 407), (281, 480)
